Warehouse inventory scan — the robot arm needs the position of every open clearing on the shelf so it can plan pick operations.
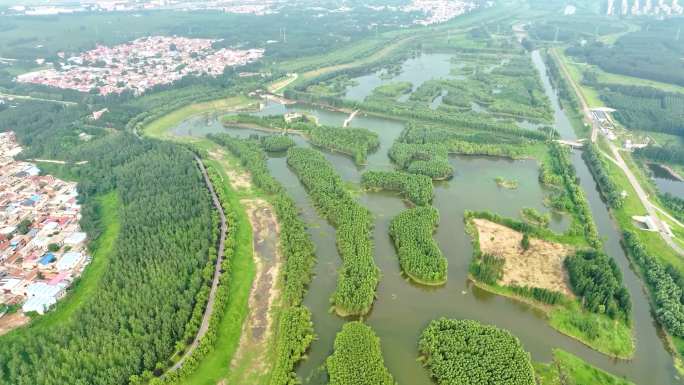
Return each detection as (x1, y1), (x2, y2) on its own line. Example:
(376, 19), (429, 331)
(0, 313), (29, 336)
(209, 149), (252, 190)
(473, 219), (574, 296)
(228, 198), (282, 384)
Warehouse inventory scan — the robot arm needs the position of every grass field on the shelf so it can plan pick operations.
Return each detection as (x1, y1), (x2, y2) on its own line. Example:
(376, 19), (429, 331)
(597, 143), (684, 272)
(555, 50), (604, 108)
(4, 192), (119, 335)
(143, 96), (254, 140)
(549, 305), (634, 359)
(471, 272), (634, 359)
(535, 349), (635, 385)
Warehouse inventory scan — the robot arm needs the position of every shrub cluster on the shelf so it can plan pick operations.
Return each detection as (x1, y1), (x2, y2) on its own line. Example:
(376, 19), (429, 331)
(361, 170), (433, 206)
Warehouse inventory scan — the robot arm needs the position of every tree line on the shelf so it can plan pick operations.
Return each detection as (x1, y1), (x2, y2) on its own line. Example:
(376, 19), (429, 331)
(286, 147), (379, 316)
(547, 143), (602, 248)
(658, 193), (684, 224)
(583, 144), (624, 209)
(635, 145), (684, 166)
(309, 125), (379, 166)
(388, 142), (453, 180)
(623, 231), (684, 338)
(596, 84), (684, 137)
(566, 19), (684, 87)
(156, 162), (240, 384)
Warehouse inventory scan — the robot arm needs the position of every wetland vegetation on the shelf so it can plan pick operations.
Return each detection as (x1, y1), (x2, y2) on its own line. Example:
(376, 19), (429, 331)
(4, 2), (684, 385)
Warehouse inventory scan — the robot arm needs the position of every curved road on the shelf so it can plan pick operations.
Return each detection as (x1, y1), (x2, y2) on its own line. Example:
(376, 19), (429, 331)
(169, 156), (228, 373)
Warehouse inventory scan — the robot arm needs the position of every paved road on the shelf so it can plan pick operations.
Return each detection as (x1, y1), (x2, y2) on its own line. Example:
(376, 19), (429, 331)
(605, 140), (684, 255)
(549, 49), (598, 143)
(553, 49), (684, 256)
(0, 92), (78, 106)
(268, 73), (298, 95)
(169, 156), (228, 373)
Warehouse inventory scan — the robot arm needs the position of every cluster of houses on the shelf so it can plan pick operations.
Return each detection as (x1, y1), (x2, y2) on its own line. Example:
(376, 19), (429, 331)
(404, 0), (480, 26)
(0, 132), (89, 315)
(5, 0), (281, 16)
(16, 36), (265, 96)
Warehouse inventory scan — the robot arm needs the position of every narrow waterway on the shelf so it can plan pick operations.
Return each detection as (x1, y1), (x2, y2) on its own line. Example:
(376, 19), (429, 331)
(171, 50), (683, 385)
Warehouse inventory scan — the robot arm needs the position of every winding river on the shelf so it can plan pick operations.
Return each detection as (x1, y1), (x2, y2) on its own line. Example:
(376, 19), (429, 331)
(171, 51), (683, 385)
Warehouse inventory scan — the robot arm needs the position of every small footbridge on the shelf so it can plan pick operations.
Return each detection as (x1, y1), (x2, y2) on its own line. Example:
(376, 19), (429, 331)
(555, 139), (586, 149)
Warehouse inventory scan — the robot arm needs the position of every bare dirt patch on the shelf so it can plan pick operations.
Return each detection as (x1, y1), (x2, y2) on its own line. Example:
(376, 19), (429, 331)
(229, 198), (282, 382)
(473, 219), (575, 296)
(208, 148), (252, 191)
(0, 312), (29, 336)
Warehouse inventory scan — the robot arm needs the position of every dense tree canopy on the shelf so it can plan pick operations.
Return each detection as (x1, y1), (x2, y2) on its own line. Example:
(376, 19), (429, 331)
(565, 250), (631, 321)
(0, 131), (214, 385)
(309, 125), (380, 165)
(567, 20), (684, 87)
(419, 318), (535, 385)
(326, 322), (396, 385)
(389, 142), (453, 180)
(361, 170), (433, 206)
(623, 231), (684, 338)
(389, 206), (447, 285)
(597, 85), (684, 136)
(635, 145), (684, 166)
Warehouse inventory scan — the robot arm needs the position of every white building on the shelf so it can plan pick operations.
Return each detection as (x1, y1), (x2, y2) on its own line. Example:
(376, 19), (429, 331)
(57, 252), (84, 271)
(22, 282), (65, 314)
(63, 232), (86, 246)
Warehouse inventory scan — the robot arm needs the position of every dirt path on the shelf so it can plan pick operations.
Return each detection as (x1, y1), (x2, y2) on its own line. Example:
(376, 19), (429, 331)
(208, 148), (252, 191)
(268, 73), (299, 95)
(473, 219), (575, 296)
(228, 198), (282, 382)
(0, 313), (29, 336)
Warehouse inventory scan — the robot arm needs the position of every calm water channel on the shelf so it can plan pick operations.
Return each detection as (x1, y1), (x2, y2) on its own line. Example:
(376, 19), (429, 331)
(648, 163), (684, 198)
(172, 52), (683, 385)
